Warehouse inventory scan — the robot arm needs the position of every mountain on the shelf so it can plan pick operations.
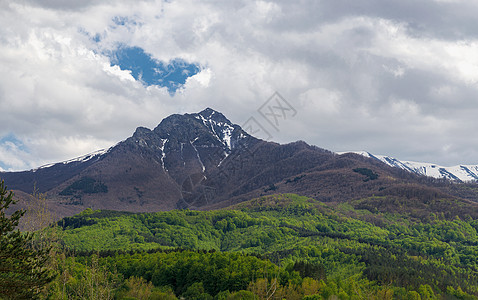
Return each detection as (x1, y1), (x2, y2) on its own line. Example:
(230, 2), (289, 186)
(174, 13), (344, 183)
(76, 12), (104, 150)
(2, 108), (478, 220)
(1, 108), (256, 215)
(342, 151), (478, 182)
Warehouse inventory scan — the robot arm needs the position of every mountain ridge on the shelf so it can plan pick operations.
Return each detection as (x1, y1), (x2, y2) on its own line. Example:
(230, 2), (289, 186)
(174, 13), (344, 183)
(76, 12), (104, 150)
(2, 108), (478, 220)
(341, 151), (478, 182)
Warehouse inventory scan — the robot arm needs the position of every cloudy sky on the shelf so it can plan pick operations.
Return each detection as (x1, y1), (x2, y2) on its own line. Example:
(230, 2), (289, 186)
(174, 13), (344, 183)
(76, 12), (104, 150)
(1, 0), (478, 171)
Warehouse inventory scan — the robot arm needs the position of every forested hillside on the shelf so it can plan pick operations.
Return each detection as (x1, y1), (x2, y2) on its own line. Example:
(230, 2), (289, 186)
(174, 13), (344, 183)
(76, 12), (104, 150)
(33, 193), (477, 299)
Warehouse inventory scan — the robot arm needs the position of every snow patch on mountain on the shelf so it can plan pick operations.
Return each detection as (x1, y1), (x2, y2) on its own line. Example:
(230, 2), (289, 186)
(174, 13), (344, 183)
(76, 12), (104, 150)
(340, 151), (478, 182)
(221, 125), (234, 149)
(190, 140), (206, 172)
(194, 108), (244, 151)
(160, 138), (168, 171)
(33, 148), (110, 172)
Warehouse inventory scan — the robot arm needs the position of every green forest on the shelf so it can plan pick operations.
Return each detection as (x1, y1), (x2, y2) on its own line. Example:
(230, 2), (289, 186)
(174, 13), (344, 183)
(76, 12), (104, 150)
(2, 183), (478, 299)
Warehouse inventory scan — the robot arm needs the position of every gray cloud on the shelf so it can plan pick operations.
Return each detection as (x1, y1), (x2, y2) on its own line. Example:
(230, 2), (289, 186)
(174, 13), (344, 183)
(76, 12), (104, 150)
(19, 0), (97, 10)
(1, 0), (478, 170)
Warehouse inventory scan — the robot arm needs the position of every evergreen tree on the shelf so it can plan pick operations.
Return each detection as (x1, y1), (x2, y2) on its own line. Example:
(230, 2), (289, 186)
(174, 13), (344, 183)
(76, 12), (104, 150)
(0, 180), (55, 299)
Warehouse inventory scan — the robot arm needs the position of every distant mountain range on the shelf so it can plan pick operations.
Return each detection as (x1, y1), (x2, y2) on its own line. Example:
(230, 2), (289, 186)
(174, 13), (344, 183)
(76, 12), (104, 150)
(2, 108), (478, 219)
(340, 151), (478, 182)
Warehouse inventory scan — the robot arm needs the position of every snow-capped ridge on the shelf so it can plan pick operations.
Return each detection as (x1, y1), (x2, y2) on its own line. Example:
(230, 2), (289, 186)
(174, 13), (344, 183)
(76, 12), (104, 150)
(340, 151), (478, 182)
(33, 148), (111, 172)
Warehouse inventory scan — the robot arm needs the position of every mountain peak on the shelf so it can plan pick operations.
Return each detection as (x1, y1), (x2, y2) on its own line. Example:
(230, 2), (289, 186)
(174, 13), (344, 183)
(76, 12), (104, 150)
(195, 107), (231, 125)
(188, 108), (249, 150)
(133, 126), (152, 137)
(198, 107), (218, 117)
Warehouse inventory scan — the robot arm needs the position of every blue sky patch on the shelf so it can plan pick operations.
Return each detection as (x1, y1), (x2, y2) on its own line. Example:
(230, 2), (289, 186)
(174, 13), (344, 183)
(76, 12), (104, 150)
(0, 134), (27, 171)
(0, 133), (26, 151)
(109, 46), (201, 94)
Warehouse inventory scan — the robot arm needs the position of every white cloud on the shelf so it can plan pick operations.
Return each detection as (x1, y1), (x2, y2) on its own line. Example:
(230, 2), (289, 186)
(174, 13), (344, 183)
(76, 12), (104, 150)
(299, 88), (342, 115)
(103, 63), (136, 82)
(185, 68), (212, 88)
(1, 0), (478, 170)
